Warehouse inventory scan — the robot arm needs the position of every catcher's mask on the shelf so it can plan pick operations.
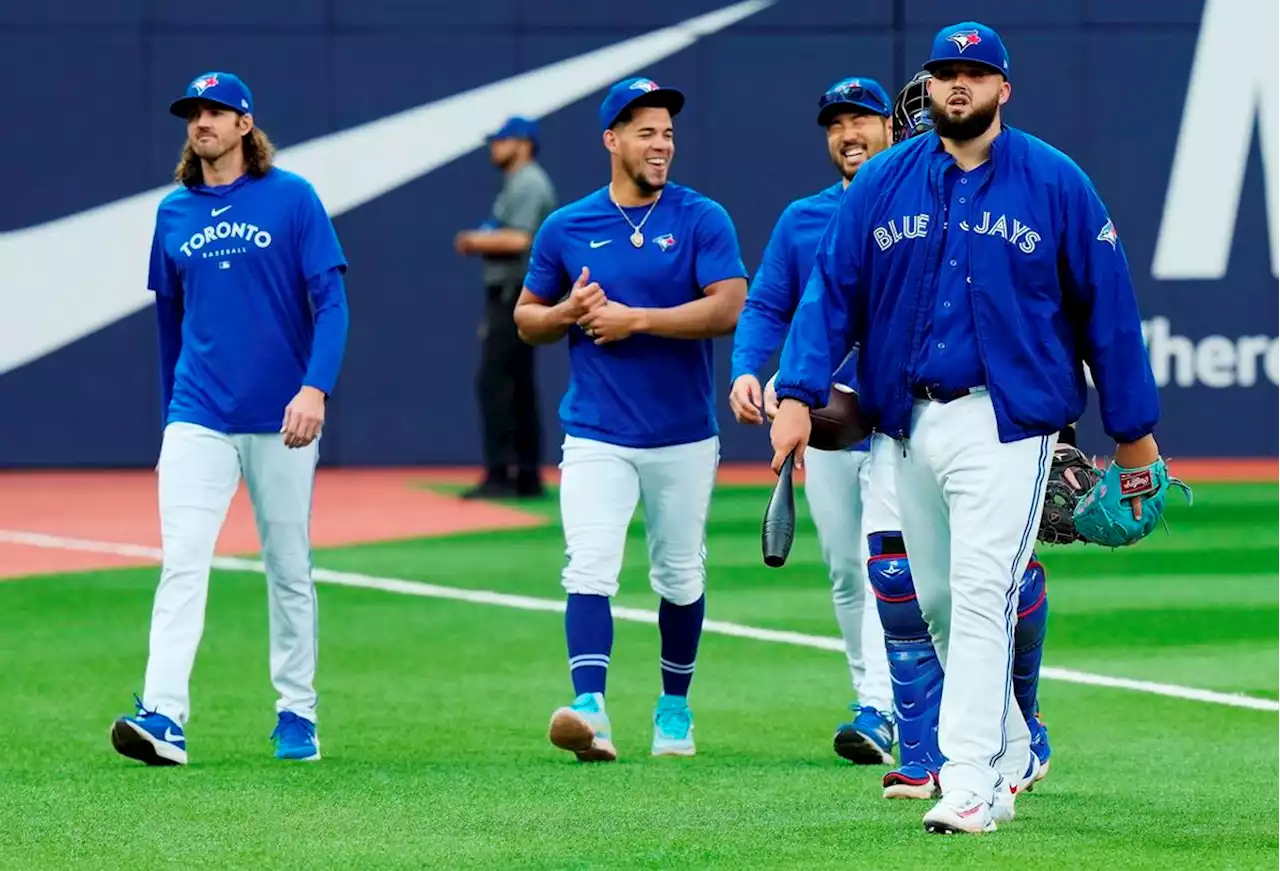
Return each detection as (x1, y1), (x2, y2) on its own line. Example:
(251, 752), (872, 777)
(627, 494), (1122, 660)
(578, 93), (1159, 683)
(893, 70), (934, 143)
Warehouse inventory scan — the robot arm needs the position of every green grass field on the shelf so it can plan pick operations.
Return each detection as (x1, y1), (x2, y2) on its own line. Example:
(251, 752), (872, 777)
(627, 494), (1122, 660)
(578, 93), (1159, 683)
(1, 482), (1276, 869)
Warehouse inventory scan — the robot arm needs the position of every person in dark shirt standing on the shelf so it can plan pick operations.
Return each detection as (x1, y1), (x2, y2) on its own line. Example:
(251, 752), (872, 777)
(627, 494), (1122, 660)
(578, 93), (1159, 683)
(455, 116), (557, 498)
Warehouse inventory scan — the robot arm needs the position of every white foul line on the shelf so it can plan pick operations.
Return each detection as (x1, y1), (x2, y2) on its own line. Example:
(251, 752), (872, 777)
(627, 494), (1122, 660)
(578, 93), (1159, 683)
(2, 529), (1277, 714)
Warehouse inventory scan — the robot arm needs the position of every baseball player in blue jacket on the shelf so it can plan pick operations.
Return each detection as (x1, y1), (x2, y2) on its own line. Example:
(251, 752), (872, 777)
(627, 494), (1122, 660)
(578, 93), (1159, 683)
(514, 77), (748, 763)
(729, 76), (897, 767)
(110, 72), (349, 767)
(770, 22), (1170, 834)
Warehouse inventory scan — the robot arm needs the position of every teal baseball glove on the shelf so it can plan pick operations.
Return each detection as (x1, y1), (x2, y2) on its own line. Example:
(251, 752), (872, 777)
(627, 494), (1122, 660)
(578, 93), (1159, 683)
(1071, 456), (1193, 547)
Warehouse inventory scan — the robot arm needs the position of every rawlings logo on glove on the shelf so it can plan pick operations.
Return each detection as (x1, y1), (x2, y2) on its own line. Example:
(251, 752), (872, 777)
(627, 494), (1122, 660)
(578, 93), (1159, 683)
(1071, 456), (1193, 548)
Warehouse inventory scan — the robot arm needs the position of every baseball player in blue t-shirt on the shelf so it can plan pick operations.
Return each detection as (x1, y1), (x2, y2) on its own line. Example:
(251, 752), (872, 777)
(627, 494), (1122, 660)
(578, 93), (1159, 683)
(729, 76), (897, 766)
(514, 76), (748, 762)
(110, 72), (350, 767)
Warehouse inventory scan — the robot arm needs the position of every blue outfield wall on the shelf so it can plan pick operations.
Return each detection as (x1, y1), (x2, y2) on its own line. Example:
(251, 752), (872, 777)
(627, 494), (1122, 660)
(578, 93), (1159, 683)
(0, 0), (1274, 467)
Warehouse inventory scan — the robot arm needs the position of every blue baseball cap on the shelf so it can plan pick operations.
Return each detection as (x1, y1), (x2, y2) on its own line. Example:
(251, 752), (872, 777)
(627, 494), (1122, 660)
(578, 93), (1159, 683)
(486, 116), (539, 147)
(598, 76), (685, 131)
(169, 71), (254, 118)
(816, 77), (892, 126)
(923, 22), (1010, 79)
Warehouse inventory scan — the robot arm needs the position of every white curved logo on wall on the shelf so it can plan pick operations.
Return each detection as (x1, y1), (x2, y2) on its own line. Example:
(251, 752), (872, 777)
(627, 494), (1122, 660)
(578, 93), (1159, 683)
(0, 0), (773, 377)
(1152, 0), (1278, 280)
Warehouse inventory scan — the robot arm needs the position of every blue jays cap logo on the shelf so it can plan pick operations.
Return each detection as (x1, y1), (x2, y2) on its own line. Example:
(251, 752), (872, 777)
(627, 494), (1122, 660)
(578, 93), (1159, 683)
(837, 78), (861, 92)
(192, 74), (219, 95)
(947, 30), (983, 52)
(630, 78), (660, 93)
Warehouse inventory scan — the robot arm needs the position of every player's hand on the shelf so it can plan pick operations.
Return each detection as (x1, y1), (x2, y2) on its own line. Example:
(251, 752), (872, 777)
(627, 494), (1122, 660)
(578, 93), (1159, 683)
(763, 374), (780, 421)
(282, 386), (326, 449)
(578, 301), (641, 344)
(729, 374), (764, 425)
(1113, 433), (1160, 520)
(770, 398), (811, 472)
(562, 266), (607, 321)
(454, 230), (476, 255)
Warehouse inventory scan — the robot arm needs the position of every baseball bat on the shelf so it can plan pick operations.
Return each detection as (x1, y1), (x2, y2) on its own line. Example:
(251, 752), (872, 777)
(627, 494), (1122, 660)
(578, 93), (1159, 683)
(761, 450), (796, 568)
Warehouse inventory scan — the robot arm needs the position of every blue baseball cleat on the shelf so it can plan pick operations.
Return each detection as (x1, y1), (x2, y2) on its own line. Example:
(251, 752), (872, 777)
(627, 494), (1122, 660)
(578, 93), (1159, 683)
(833, 704), (895, 765)
(883, 761), (941, 799)
(271, 711), (321, 761)
(1026, 713), (1051, 789)
(548, 692), (617, 762)
(651, 694), (696, 757)
(110, 696), (188, 766)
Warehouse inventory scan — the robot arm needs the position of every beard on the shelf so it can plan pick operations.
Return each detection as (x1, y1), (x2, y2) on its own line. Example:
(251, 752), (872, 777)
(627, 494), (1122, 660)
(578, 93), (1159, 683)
(624, 154), (667, 196)
(929, 92), (999, 141)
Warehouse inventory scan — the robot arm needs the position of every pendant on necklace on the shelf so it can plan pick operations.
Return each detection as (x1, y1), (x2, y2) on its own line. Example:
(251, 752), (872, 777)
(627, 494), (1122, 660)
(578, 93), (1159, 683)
(630, 230), (644, 248)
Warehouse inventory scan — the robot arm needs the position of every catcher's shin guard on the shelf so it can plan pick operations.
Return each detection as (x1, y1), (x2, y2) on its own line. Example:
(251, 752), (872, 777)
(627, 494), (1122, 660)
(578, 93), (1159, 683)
(867, 533), (943, 776)
(1013, 556), (1048, 725)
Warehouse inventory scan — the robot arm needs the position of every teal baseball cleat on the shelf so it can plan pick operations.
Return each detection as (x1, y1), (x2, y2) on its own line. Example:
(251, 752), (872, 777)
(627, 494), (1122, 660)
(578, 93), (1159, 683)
(651, 694), (696, 757)
(548, 692), (617, 762)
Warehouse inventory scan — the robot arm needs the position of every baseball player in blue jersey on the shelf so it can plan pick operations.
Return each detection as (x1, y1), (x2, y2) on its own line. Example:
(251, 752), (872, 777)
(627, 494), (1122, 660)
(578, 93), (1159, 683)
(514, 77), (747, 763)
(729, 76), (896, 766)
(110, 72), (349, 766)
(771, 22), (1172, 834)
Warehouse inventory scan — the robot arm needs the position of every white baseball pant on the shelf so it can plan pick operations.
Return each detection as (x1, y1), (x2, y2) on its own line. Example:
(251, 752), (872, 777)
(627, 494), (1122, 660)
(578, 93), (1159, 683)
(142, 421), (321, 727)
(894, 389), (1054, 803)
(558, 433), (719, 605)
(801, 447), (892, 713)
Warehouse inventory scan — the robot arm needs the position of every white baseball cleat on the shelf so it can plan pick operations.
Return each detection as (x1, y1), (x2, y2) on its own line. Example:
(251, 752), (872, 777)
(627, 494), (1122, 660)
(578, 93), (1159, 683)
(923, 789), (998, 834)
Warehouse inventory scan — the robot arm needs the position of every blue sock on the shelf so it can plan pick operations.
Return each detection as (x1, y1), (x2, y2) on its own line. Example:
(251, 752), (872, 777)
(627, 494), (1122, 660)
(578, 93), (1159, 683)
(566, 593), (612, 697)
(659, 594), (705, 697)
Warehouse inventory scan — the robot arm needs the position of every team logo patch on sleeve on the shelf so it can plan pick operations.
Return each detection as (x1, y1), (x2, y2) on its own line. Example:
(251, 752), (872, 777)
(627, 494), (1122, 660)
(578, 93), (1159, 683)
(948, 30), (982, 52)
(1096, 218), (1118, 248)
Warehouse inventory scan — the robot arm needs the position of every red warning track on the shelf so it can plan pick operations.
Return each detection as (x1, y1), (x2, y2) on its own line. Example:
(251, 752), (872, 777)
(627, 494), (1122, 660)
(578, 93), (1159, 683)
(0, 470), (546, 580)
(0, 459), (1272, 580)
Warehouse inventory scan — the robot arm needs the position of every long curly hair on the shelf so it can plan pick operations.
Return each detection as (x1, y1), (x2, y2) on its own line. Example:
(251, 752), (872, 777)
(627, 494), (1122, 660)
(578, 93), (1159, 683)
(174, 126), (275, 188)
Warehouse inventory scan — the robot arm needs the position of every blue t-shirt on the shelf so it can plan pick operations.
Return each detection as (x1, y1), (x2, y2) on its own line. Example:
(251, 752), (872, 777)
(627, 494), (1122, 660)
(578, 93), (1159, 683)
(148, 167), (349, 434)
(523, 183), (747, 449)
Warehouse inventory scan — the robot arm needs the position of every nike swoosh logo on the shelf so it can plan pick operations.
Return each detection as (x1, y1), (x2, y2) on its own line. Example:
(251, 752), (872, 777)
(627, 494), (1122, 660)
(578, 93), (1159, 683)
(590, 240), (612, 248)
(163, 728), (184, 744)
(0, 0), (773, 376)
(211, 205), (233, 216)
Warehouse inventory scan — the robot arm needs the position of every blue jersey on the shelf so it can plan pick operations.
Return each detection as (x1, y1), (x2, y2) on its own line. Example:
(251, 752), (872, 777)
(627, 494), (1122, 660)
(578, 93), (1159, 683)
(776, 127), (1159, 445)
(731, 181), (867, 451)
(523, 183), (747, 449)
(148, 167), (350, 434)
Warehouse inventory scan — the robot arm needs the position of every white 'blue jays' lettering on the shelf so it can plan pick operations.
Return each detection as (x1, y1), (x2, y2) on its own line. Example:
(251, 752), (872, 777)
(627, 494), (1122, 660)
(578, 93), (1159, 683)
(962, 212), (1041, 253)
(872, 214), (931, 251)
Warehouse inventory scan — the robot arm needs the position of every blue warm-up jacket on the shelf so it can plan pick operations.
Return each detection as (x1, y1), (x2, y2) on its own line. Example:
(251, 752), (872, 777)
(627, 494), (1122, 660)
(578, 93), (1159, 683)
(731, 181), (866, 451)
(774, 126), (1160, 445)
